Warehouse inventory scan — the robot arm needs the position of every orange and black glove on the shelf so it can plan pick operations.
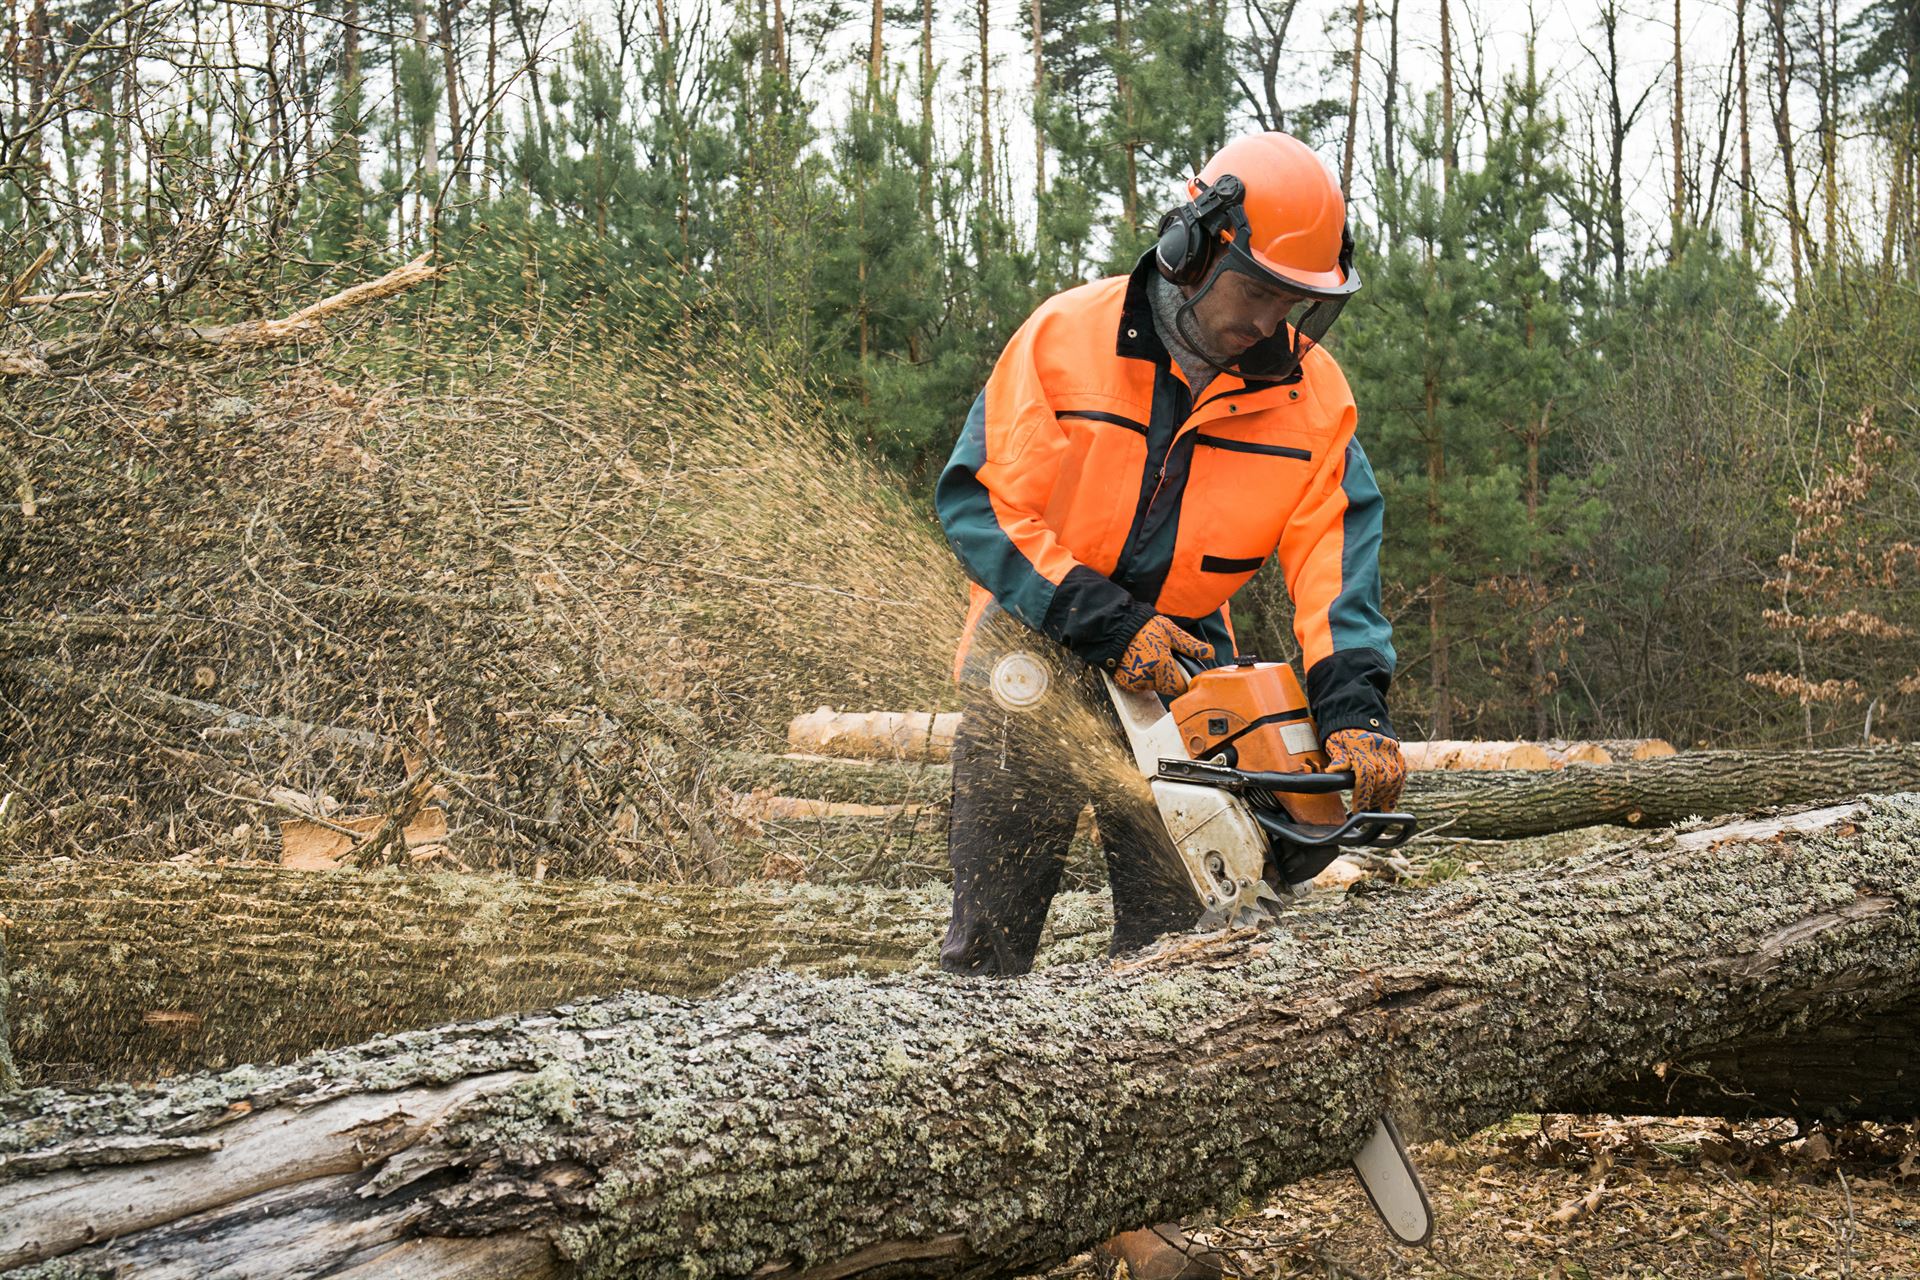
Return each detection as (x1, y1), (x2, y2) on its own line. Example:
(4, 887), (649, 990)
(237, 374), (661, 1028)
(1324, 728), (1407, 813)
(1113, 616), (1215, 697)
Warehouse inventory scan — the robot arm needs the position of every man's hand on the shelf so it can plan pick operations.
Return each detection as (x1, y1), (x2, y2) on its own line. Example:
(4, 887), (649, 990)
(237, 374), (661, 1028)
(1113, 616), (1215, 697)
(1324, 728), (1407, 812)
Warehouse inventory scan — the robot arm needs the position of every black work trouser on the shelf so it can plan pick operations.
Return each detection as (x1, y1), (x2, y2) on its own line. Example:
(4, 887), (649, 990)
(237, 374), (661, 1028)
(940, 664), (1200, 976)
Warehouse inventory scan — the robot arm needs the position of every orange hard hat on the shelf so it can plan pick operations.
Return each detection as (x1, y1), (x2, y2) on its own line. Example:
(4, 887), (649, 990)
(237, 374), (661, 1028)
(1186, 132), (1354, 297)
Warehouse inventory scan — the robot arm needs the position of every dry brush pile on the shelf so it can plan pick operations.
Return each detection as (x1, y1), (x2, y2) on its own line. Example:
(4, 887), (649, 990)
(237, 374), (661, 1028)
(0, 305), (966, 882)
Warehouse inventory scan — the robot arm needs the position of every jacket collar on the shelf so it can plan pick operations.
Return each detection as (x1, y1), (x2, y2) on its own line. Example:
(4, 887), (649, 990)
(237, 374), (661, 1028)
(1116, 251), (1169, 363)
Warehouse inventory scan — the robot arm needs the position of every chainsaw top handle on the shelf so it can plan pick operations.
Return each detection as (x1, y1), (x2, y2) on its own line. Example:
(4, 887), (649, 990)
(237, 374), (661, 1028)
(1156, 756), (1351, 793)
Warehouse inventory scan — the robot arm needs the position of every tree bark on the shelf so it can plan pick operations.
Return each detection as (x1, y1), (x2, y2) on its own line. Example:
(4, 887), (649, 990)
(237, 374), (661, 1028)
(9, 821), (1917, 1121)
(4, 798), (1918, 1278)
(1439, 0), (1455, 182)
(1769, 0), (1806, 294)
(977, 0), (994, 216)
(1738, 0), (1752, 259)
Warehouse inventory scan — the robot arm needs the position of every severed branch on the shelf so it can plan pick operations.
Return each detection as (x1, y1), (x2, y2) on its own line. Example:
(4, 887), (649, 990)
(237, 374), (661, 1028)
(0, 246), (58, 313)
(1, 656), (390, 753)
(0, 254), (439, 377)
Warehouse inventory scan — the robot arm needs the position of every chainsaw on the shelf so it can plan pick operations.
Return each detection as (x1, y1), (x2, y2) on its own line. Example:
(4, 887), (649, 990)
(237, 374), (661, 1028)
(1103, 652), (1417, 928)
(992, 648), (1434, 1246)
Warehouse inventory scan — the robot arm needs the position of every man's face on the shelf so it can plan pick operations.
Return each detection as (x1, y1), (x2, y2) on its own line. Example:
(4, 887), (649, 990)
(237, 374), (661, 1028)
(1183, 266), (1307, 360)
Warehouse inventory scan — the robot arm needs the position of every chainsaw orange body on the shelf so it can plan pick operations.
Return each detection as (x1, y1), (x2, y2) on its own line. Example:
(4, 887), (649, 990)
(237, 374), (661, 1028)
(1168, 658), (1347, 828)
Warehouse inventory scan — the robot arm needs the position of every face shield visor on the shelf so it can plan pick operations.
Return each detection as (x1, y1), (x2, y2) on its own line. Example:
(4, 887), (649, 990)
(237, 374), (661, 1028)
(1171, 201), (1360, 383)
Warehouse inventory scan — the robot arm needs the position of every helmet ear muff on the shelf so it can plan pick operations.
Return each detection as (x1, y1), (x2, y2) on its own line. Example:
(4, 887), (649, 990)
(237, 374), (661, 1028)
(1155, 173), (1245, 287)
(1154, 208), (1211, 287)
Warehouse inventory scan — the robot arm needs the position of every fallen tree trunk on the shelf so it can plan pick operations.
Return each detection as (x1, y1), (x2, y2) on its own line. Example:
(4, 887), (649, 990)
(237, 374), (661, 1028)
(1574, 991), (1920, 1121)
(786, 707), (964, 761)
(1407, 744), (1920, 837)
(4, 797), (1918, 1278)
(716, 745), (1920, 841)
(13, 844), (1911, 1118)
(0, 865), (1110, 1085)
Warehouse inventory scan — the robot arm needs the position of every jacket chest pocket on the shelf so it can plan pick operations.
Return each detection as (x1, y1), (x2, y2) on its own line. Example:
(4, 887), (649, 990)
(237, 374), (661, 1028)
(1183, 431), (1317, 562)
(1047, 408), (1151, 565)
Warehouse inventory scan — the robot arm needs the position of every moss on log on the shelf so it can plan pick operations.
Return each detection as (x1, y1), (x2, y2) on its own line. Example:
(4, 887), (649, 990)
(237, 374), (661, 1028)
(4, 797), (1918, 1279)
(1, 865), (1112, 1086)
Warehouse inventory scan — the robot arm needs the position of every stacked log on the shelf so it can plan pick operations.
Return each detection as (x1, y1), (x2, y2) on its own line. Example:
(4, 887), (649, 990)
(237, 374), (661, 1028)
(719, 744), (1920, 841)
(785, 708), (962, 762)
(1401, 739), (1555, 770)
(784, 709), (1675, 773)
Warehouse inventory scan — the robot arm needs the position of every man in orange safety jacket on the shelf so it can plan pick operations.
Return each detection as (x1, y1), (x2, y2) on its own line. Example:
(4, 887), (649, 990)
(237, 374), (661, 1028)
(934, 131), (1405, 985)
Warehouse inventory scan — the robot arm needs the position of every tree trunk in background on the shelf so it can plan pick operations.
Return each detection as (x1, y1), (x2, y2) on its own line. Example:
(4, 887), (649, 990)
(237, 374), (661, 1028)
(98, 37), (118, 257)
(1439, 0), (1455, 183)
(920, 0), (934, 215)
(1032, 0), (1045, 202)
(6, 799), (1919, 1278)
(1820, 0), (1838, 263)
(512, 0), (556, 197)
(1343, 0), (1365, 193)
(0, 865), (1110, 1084)
(1115, 0), (1137, 235)
(1738, 0), (1752, 259)
(483, 0), (499, 199)
(439, 0), (466, 205)
(4, 0), (16, 145)
(414, 0), (439, 220)
(1671, 0), (1684, 254)
(1381, 0), (1401, 234)
(1600, 1), (1629, 289)
(978, 0), (995, 218)
(655, 0), (691, 269)
(23, 0), (46, 220)
(1770, 0), (1805, 294)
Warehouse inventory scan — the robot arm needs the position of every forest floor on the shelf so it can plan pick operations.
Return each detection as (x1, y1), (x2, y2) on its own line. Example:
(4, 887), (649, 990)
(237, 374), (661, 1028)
(1039, 1115), (1920, 1279)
